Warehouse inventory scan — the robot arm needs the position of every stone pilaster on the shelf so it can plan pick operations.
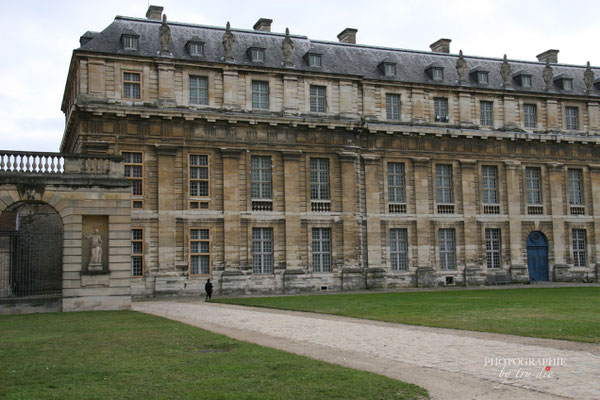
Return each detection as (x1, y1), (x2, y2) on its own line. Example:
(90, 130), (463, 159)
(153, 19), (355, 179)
(458, 92), (472, 125)
(157, 63), (175, 105)
(282, 150), (302, 270)
(340, 152), (359, 268)
(412, 157), (431, 268)
(504, 160), (524, 269)
(363, 155), (382, 268)
(460, 159), (477, 268)
(589, 164), (600, 270)
(503, 96), (517, 129)
(88, 59), (106, 96)
(221, 148), (241, 270)
(411, 89), (426, 122)
(548, 162), (566, 265)
(588, 102), (599, 134)
(546, 100), (559, 130)
(223, 70), (239, 109)
(156, 145), (177, 272)
(283, 76), (298, 114)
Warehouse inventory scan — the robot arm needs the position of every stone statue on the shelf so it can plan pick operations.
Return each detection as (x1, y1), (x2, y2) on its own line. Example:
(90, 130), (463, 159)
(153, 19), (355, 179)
(159, 14), (171, 54)
(543, 59), (554, 90)
(85, 229), (103, 269)
(456, 50), (467, 84)
(584, 61), (594, 93)
(500, 54), (511, 87)
(222, 22), (235, 61)
(282, 28), (294, 66)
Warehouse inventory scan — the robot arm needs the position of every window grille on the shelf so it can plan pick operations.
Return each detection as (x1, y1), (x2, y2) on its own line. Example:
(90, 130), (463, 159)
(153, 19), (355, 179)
(387, 162), (405, 203)
(131, 229), (144, 276)
(566, 107), (578, 130)
(436, 164), (453, 204)
(482, 165), (498, 204)
(252, 81), (269, 109)
(434, 97), (448, 122)
(568, 169), (583, 205)
(251, 156), (272, 200)
(439, 229), (456, 270)
(386, 94), (401, 120)
(310, 158), (330, 201)
(253, 228), (273, 274)
(390, 229), (408, 271)
(524, 104), (537, 128)
(432, 67), (444, 80)
(480, 101), (493, 126)
(190, 155), (209, 198)
(190, 229), (210, 275)
(310, 85), (326, 112)
(251, 48), (265, 62)
(123, 152), (143, 207)
(123, 72), (141, 99)
(312, 228), (332, 272)
(572, 229), (587, 267)
(308, 54), (322, 67)
(525, 167), (542, 205)
(190, 76), (208, 105)
(485, 229), (501, 269)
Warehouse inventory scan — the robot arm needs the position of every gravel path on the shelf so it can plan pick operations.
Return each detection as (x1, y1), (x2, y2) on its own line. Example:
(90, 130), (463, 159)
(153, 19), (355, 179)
(134, 300), (600, 400)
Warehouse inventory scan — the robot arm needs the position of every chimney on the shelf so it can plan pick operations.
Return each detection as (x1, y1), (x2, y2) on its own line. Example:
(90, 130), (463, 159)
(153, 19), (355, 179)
(537, 49), (559, 64)
(337, 28), (358, 44)
(253, 18), (273, 32)
(430, 38), (451, 53)
(146, 5), (164, 20)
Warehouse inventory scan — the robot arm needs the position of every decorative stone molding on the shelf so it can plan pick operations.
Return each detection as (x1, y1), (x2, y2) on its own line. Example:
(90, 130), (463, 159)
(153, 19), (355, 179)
(222, 22), (235, 61)
(220, 147), (242, 159)
(339, 152), (358, 163)
(282, 28), (294, 66)
(456, 50), (467, 84)
(281, 150), (302, 161)
(503, 160), (521, 169)
(410, 156), (430, 167)
(543, 59), (554, 90)
(584, 62), (595, 93)
(500, 54), (511, 88)
(159, 14), (171, 55)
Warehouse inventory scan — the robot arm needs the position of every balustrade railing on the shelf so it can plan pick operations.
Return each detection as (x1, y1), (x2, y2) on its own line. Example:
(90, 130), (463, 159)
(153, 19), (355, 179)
(0, 151), (121, 175)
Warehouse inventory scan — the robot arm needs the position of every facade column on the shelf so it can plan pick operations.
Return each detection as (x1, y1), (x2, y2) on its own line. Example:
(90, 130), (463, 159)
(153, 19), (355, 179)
(458, 92), (472, 125)
(282, 150), (302, 270)
(157, 62), (175, 105)
(548, 162), (566, 269)
(504, 160), (526, 281)
(503, 96), (517, 129)
(460, 159), (482, 283)
(412, 157), (433, 286)
(588, 164), (600, 280)
(363, 155), (382, 269)
(221, 148), (241, 270)
(546, 99), (559, 130)
(155, 145), (177, 272)
(222, 69), (239, 110)
(340, 152), (359, 268)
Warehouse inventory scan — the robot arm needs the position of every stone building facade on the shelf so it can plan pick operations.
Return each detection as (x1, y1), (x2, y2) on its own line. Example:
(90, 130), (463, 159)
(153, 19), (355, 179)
(60, 6), (600, 296)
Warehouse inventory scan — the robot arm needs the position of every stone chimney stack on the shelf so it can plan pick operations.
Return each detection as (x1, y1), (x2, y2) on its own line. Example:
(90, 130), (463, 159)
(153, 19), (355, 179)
(537, 49), (559, 64)
(146, 5), (164, 20)
(430, 38), (451, 53)
(253, 18), (273, 32)
(337, 28), (358, 44)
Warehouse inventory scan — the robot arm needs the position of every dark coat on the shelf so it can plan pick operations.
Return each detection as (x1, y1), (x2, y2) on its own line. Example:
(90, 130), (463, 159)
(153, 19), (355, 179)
(205, 281), (213, 293)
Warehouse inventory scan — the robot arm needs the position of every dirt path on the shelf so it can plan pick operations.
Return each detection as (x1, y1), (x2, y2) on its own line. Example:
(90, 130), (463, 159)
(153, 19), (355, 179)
(133, 300), (600, 400)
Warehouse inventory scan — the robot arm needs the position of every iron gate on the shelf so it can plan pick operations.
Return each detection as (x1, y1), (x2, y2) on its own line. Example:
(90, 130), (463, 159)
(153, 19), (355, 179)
(0, 227), (63, 298)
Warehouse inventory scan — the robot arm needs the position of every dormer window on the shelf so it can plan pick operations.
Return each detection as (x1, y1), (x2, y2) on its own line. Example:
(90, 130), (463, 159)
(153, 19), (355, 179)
(563, 78), (573, 90)
(521, 75), (532, 88)
(122, 35), (139, 51)
(554, 74), (573, 91)
(425, 63), (444, 81)
(307, 53), (322, 67)
(187, 40), (204, 57)
(378, 59), (397, 77)
(477, 71), (489, 84)
(250, 48), (265, 62)
(513, 71), (532, 88)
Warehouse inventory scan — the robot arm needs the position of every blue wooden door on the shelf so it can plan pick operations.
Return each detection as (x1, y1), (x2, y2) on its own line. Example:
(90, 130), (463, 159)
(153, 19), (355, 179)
(526, 231), (549, 282)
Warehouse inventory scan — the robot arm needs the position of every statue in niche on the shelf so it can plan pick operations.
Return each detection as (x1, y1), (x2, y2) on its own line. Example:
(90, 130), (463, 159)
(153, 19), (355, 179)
(282, 28), (294, 66)
(500, 54), (511, 87)
(584, 62), (594, 93)
(85, 229), (103, 270)
(222, 22), (235, 61)
(543, 59), (554, 90)
(456, 50), (467, 84)
(159, 14), (171, 54)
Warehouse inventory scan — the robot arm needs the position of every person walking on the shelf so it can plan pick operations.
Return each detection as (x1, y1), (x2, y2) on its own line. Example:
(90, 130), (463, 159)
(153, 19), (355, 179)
(205, 279), (213, 301)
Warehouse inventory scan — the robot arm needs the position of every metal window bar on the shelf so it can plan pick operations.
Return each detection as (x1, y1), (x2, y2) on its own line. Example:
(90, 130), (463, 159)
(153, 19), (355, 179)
(482, 166), (498, 204)
(190, 76), (208, 105)
(312, 228), (332, 272)
(572, 229), (587, 267)
(568, 169), (583, 205)
(252, 228), (273, 274)
(526, 167), (542, 204)
(310, 158), (330, 200)
(485, 229), (501, 268)
(436, 164), (453, 203)
(390, 229), (408, 271)
(439, 229), (456, 270)
(251, 156), (272, 199)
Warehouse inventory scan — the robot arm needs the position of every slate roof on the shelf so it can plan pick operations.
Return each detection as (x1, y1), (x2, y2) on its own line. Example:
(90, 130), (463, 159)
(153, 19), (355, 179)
(77, 16), (600, 97)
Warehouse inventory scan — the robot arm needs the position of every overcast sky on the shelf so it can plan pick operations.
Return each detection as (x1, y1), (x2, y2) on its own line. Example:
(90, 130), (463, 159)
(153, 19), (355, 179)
(1, 0), (598, 153)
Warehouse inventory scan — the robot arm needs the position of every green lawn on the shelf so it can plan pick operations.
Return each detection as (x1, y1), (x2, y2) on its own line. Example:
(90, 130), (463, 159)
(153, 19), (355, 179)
(214, 287), (600, 343)
(0, 311), (427, 400)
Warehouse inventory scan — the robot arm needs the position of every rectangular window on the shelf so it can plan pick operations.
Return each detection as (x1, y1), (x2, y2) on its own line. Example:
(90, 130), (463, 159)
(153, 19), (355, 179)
(521, 75), (532, 88)
(563, 79), (573, 90)
(251, 156), (272, 199)
(390, 228), (408, 271)
(131, 228), (144, 276)
(312, 228), (332, 272)
(251, 48), (265, 62)
(439, 229), (456, 270)
(252, 81), (269, 110)
(384, 63), (396, 77)
(386, 94), (401, 120)
(123, 36), (138, 50)
(485, 229), (501, 269)
(482, 166), (498, 204)
(387, 162), (405, 203)
(310, 85), (326, 113)
(572, 229), (587, 267)
(190, 229), (210, 275)
(190, 155), (209, 198)
(189, 76), (208, 105)
(189, 42), (203, 56)
(434, 97), (448, 122)
(123, 152), (143, 207)
(123, 71), (141, 99)
(566, 107), (579, 130)
(525, 167), (542, 204)
(436, 164), (453, 203)
(568, 169), (583, 205)
(253, 228), (273, 274)
(432, 67), (444, 80)
(308, 54), (322, 67)
(480, 101), (493, 126)
(310, 158), (330, 200)
(477, 71), (489, 84)
(524, 104), (537, 128)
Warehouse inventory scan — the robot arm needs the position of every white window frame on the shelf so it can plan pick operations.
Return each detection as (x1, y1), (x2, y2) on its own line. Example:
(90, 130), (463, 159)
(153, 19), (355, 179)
(253, 228), (274, 274)
(485, 228), (501, 269)
(390, 228), (408, 271)
(568, 169), (583, 205)
(439, 228), (456, 270)
(189, 76), (208, 105)
(480, 101), (493, 126)
(482, 165), (498, 204)
(434, 97), (448, 122)
(525, 167), (542, 205)
(572, 229), (587, 267)
(436, 164), (453, 204)
(252, 80), (269, 110)
(524, 104), (537, 129)
(386, 93), (401, 120)
(251, 156), (272, 200)
(312, 227), (332, 272)
(309, 85), (327, 113)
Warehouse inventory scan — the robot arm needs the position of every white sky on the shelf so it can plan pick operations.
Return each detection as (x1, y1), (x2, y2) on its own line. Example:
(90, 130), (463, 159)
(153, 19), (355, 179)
(1, 0), (598, 153)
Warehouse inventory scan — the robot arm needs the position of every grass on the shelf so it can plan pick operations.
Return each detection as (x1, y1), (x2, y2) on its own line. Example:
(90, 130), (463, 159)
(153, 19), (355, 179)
(214, 287), (600, 343)
(0, 311), (427, 400)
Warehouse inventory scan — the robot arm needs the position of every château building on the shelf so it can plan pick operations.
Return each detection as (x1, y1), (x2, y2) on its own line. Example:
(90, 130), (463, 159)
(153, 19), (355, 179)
(60, 5), (600, 296)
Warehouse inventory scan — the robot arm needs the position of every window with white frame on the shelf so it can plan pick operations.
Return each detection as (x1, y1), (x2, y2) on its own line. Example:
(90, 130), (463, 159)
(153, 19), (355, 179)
(480, 101), (493, 126)
(477, 71), (489, 84)
(386, 94), (401, 120)
(485, 228), (501, 269)
(390, 228), (408, 271)
(310, 158), (330, 201)
(308, 54), (322, 67)
(190, 155), (209, 198)
(312, 228), (332, 272)
(189, 76), (208, 105)
(384, 63), (396, 77)
(563, 79), (573, 90)
(436, 164), (453, 203)
(251, 48), (265, 62)
(525, 167), (542, 204)
(310, 85), (326, 112)
(432, 67), (444, 80)
(189, 42), (204, 56)
(568, 169), (583, 205)
(521, 75), (532, 88)
(566, 107), (579, 130)
(190, 229), (210, 275)
(131, 229), (144, 276)
(482, 166), (498, 204)
(253, 228), (273, 274)
(387, 162), (405, 203)
(123, 152), (143, 208)
(434, 97), (448, 122)
(572, 229), (587, 267)
(524, 104), (537, 128)
(439, 229), (456, 270)
(123, 71), (141, 99)
(251, 156), (272, 199)
(252, 81), (269, 110)
(122, 35), (138, 50)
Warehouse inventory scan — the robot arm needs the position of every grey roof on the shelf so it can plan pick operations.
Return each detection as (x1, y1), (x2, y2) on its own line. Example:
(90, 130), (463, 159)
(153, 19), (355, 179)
(77, 16), (600, 97)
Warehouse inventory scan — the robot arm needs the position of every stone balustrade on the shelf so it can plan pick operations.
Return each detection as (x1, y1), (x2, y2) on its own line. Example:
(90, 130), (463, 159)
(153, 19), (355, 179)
(0, 151), (123, 176)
